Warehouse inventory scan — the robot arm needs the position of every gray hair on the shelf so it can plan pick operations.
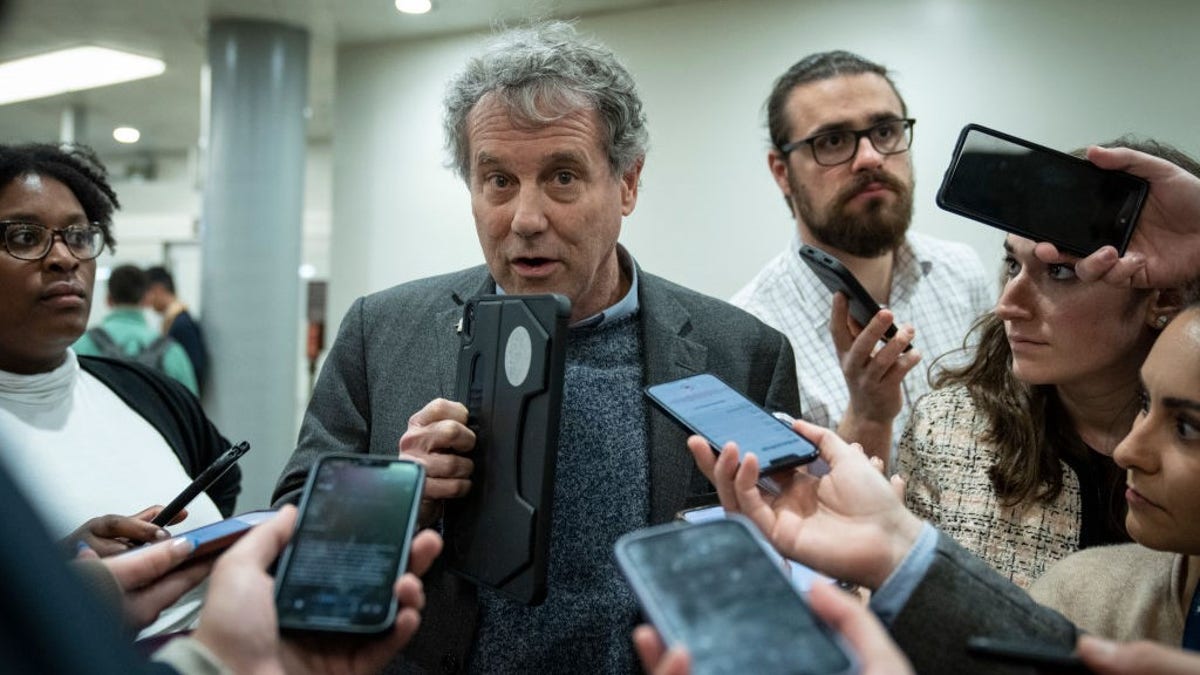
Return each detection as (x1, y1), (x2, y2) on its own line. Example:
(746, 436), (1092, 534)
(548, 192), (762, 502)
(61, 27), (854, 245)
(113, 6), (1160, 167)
(443, 21), (649, 182)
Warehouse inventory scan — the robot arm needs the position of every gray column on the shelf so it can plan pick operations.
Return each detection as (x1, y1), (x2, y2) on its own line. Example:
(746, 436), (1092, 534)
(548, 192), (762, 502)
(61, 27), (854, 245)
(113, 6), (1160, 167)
(202, 19), (308, 509)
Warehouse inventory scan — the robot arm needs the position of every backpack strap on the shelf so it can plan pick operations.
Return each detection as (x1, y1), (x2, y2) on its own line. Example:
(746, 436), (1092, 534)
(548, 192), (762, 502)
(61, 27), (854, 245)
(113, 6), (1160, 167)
(138, 336), (175, 371)
(84, 327), (126, 360)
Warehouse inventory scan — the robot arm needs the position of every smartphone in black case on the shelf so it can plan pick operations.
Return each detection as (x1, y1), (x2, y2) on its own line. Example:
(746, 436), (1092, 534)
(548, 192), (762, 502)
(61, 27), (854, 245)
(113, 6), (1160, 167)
(275, 455), (424, 633)
(798, 244), (908, 351)
(937, 123), (1147, 256)
(445, 293), (570, 605)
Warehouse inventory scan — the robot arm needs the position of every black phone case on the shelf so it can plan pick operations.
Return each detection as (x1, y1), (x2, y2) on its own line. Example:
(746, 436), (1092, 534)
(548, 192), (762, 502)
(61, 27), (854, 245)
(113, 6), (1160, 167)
(798, 245), (905, 347)
(936, 123), (1147, 257)
(444, 293), (570, 605)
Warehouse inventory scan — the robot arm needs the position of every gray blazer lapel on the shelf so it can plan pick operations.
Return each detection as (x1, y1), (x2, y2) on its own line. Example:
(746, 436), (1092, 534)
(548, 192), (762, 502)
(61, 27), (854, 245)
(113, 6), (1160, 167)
(639, 274), (708, 523)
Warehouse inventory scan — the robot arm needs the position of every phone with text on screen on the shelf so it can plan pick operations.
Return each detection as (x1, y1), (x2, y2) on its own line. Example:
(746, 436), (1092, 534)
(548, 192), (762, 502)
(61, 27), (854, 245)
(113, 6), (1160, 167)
(275, 455), (424, 634)
(645, 373), (818, 473)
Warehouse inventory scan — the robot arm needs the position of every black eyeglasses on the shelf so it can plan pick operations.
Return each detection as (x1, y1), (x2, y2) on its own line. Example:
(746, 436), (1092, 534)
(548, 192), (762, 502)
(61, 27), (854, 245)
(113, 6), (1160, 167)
(0, 221), (106, 261)
(779, 118), (916, 167)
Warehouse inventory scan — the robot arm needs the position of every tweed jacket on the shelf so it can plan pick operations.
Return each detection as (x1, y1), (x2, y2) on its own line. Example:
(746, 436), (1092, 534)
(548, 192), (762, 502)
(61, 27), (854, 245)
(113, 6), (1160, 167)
(273, 263), (800, 674)
(898, 385), (1087, 588)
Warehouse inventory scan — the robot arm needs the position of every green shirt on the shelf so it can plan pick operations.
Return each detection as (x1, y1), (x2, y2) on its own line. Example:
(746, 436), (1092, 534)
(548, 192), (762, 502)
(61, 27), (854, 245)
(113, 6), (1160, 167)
(73, 307), (199, 395)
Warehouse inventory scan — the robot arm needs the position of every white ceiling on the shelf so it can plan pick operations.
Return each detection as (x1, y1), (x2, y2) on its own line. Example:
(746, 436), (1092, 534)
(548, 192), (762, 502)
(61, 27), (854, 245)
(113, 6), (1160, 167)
(0, 0), (708, 163)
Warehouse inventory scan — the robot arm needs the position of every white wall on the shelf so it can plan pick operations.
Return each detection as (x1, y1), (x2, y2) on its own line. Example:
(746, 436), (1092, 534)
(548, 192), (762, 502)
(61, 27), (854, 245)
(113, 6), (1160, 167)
(330, 0), (1200, 331)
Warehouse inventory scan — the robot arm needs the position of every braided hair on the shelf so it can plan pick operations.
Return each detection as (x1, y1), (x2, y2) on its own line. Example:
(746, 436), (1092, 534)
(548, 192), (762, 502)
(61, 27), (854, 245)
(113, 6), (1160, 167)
(0, 143), (121, 251)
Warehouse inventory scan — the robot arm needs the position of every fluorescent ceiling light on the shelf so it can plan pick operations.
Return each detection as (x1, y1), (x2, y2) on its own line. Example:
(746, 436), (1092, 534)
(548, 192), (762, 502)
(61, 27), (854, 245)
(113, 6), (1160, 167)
(0, 46), (165, 106)
(113, 126), (141, 144)
(395, 0), (432, 14)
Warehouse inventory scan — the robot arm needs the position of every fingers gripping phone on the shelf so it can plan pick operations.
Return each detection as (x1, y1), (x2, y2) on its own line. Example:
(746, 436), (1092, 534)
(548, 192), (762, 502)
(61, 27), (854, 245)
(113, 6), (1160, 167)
(274, 455), (425, 633)
(615, 516), (857, 675)
(160, 510), (276, 559)
(151, 441), (250, 527)
(798, 244), (911, 353)
(645, 373), (818, 473)
(936, 123), (1148, 256)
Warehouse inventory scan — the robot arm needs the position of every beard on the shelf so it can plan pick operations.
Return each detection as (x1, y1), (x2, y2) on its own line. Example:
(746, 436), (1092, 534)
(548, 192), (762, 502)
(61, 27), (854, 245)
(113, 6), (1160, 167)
(791, 168), (913, 258)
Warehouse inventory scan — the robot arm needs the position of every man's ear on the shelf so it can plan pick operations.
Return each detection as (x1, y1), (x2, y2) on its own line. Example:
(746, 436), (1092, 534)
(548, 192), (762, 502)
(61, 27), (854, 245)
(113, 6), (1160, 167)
(768, 150), (796, 217)
(619, 157), (644, 217)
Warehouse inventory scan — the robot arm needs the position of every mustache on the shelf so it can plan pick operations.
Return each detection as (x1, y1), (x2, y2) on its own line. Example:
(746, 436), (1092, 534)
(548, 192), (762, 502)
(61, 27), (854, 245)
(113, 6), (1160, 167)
(834, 170), (907, 207)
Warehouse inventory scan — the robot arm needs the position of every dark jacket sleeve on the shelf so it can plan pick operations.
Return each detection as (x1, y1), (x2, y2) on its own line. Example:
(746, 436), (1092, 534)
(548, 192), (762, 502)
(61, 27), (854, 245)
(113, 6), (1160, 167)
(891, 531), (1079, 675)
(272, 296), (372, 506)
(78, 356), (239, 516)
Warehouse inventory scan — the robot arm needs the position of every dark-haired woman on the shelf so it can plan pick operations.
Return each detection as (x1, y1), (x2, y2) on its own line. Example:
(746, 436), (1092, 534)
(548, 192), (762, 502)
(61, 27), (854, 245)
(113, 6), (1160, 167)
(896, 139), (1199, 589)
(0, 143), (238, 560)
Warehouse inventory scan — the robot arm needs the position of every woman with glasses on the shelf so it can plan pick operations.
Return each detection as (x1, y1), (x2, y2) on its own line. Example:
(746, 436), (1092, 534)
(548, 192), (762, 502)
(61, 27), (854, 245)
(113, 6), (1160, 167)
(0, 143), (238, 576)
(896, 140), (1200, 589)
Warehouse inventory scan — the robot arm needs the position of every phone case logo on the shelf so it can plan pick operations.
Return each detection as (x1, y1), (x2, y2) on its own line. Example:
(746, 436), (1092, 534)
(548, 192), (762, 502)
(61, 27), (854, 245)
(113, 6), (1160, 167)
(504, 325), (532, 387)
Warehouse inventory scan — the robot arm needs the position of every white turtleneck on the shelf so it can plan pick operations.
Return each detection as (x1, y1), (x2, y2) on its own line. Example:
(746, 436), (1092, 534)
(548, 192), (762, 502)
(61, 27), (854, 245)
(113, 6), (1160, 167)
(0, 350), (222, 539)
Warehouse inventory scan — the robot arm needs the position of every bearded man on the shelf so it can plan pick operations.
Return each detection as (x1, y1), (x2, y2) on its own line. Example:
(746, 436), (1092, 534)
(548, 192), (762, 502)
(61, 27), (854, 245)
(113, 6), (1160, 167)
(732, 51), (990, 464)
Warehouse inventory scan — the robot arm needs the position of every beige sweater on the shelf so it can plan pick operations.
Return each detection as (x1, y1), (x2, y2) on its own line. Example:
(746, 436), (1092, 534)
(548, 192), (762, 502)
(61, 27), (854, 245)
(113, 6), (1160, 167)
(898, 385), (1085, 588)
(1029, 543), (1183, 645)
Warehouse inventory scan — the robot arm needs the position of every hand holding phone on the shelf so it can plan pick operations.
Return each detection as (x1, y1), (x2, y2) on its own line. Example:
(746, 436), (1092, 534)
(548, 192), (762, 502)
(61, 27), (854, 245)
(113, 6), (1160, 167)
(616, 516), (857, 675)
(161, 510), (277, 560)
(151, 441), (250, 528)
(799, 245), (911, 352)
(274, 455), (425, 633)
(645, 373), (818, 473)
(937, 123), (1148, 256)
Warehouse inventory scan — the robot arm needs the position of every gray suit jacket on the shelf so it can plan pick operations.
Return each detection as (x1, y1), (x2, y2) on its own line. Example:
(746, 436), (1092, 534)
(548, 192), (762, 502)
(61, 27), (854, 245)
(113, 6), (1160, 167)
(892, 532), (1080, 675)
(273, 264), (800, 673)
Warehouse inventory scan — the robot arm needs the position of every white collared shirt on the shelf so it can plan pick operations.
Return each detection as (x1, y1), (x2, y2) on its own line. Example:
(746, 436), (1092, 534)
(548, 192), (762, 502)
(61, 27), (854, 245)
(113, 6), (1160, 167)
(732, 231), (992, 457)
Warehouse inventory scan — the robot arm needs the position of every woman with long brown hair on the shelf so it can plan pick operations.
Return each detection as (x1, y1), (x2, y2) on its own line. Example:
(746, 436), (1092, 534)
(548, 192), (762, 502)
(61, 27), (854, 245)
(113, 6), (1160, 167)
(896, 139), (1200, 588)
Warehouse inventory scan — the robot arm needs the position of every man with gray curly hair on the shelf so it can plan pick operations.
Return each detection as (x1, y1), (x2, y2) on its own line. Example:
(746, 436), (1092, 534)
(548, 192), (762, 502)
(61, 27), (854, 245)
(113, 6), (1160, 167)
(274, 21), (799, 673)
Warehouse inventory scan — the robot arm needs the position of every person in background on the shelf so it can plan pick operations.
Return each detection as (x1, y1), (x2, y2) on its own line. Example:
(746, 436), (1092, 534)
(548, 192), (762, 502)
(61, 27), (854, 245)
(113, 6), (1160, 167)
(75, 263), (198, 395)
(144, 265), (208, 394)
(732, 50), (990, 464)
(272, 21), (799, 674)
(897, 140), (1199, 588)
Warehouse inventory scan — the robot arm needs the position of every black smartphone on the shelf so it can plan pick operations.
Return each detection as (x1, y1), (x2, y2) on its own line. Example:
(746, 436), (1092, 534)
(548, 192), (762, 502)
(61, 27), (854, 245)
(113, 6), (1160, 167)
(159, 509), (275, 559)
(937, 123), (1148, 257)
(274, 454), (424, 634)
(967, 636), (1089, 673)
(645, 373), (818, 473)
(151, 441), (250, 528)
(798, 244), (908, 351)
(615, 516), (857, 675)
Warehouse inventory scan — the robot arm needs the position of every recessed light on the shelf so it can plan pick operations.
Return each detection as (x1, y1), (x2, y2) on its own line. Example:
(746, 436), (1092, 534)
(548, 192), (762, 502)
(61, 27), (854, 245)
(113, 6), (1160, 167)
(113, 126), (141, 144)
(395, 0), (432, 15)
(0, 46), (165, 106)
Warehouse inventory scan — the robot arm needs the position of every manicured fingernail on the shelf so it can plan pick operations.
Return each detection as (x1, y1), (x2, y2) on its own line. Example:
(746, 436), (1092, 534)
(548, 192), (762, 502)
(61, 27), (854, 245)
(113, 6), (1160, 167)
(169, 536), (194, 553)
(74, 540), (92, 555)
(153, 529), (169, 540)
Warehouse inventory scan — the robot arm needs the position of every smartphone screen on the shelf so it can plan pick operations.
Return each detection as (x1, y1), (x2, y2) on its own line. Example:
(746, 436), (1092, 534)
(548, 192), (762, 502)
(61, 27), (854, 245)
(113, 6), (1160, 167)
(275, 455), (424, 633)
(645, 373), (818, 472)
(936, 123), (1147, 256)
(616, 517), (856, 675)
